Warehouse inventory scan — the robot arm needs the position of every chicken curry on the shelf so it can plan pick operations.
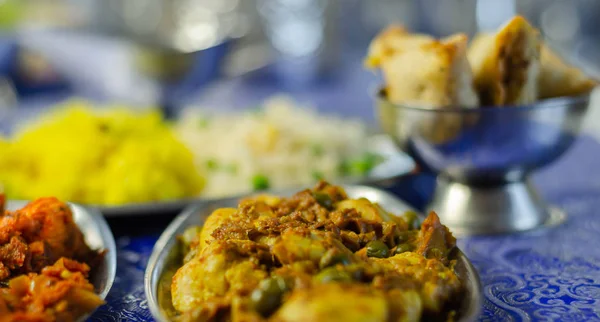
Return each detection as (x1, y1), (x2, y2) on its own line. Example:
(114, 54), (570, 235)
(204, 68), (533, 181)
(171, 182), (464, 322)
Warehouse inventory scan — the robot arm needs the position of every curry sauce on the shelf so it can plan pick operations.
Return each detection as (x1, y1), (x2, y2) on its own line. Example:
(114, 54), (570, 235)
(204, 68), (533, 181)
(171, 182), (463, 322)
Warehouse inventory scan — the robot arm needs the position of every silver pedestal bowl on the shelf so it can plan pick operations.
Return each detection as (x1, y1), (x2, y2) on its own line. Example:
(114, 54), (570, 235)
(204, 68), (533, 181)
(375, 90), (591, 235)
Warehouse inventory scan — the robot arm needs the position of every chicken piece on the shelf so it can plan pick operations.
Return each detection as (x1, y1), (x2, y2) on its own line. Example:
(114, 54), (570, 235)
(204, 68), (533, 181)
(239, 200), (278, 220)
(172, 240), (269, 313)
(0, 258), (104, 322)
(272, 283), (394, 322)
(230, 296), (265, 322)
(415, 211), (456, 262)
(332, 199), (409, 249)
(175, 297), (234, 322)
(335, 198), (404, 226)
(336, 198), (386, 222)
(198, 208), (239, 250)
(468, 16), (541, 106)
(313, 181), (349, 202)
(538, 44), (597, 99)
(11, 198), (91, 260)
(386, 288), (424, 322)
(0, 198), (94, 279)
(198, 201), (280, 252)
(0, 237), (28, 280)
(240, 194), (282, 207)
(176, 294), (267, 322)
(370, 252), (460, 313)
(271, 229), (329, 266)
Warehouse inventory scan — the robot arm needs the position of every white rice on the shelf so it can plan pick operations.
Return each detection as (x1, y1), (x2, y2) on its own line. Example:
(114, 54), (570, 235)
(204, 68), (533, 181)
(175, 95), (372, 198)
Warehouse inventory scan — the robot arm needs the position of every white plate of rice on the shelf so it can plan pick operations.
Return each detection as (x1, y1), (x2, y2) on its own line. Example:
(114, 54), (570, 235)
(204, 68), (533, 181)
(174, 95), (415, 199)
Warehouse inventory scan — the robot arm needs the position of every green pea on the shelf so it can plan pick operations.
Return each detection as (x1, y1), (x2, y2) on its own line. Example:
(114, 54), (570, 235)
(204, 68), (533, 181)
(394, 243), (413, 255)
(341, 153), (384, 176)
(225, 163), (238, 174)
(312, 192), (334, 209)
(251, 277), (288, 316)
(311, 170), (324, 181)
(252, 174), (270, 191)
(366, 240), (390, 258)
(402, 211), (421, 230)
(206, 159), (218, 171)
(338, 160), (350, 176)
(311, 144), (324, 157)
(396, 231), (412, 244)
(197, 117), (210, 128)
(319, 252), (351, 269)
(316, 267), (353, 283)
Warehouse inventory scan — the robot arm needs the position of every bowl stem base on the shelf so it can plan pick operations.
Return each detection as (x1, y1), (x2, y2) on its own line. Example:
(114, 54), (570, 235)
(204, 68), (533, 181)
(428, 176), (563, 235)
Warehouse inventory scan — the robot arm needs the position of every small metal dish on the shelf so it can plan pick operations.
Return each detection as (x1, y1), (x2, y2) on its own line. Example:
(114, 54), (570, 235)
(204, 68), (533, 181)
(144, 185), (482, 322)
(6, 201), (117, 317)
(375, 89), (591, 235)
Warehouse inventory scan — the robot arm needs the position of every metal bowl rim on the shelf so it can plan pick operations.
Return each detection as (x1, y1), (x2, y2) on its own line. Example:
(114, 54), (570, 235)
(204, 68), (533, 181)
(5, 200), (117, 299)
(375, 87), (593, 113)
(5, 200), (117, 322)
(79, 203), (117, 299)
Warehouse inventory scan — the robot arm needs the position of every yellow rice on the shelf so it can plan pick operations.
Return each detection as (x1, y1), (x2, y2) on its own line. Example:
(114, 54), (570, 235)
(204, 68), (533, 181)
(0, 99), (204, 205)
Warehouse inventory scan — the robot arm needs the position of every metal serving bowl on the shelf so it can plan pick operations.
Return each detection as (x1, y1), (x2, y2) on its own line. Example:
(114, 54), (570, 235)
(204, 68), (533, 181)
(144, 185), (482, 322)
(375, 89), (591, 235)
(6, 201), (117, 319)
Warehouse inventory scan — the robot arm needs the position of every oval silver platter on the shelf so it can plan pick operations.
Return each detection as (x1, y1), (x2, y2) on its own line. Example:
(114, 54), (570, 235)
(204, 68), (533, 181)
(6, 200), (117, 320)
(144, 185), (481, 322)
(96, 134), (415, 217)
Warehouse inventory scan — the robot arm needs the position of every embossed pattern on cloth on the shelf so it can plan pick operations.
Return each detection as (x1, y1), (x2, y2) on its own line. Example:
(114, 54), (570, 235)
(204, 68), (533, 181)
(88, 236), (155, 322)
(460, 191), (600, 322)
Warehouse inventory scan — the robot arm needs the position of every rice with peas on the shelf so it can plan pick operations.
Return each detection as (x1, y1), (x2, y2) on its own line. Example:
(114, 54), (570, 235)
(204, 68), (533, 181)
(175, 96), (380, 198)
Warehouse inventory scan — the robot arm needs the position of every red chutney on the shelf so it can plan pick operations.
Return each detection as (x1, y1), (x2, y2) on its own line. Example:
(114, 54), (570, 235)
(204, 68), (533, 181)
(0, 197), (104, 322)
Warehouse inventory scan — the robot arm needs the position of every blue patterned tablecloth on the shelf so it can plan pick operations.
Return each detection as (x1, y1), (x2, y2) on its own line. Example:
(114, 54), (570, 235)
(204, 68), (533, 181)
(88, 135), (600, 322)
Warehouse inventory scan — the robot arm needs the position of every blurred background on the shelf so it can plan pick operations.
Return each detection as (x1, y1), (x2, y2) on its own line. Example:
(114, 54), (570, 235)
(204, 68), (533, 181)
(0, 0), (599, 127)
